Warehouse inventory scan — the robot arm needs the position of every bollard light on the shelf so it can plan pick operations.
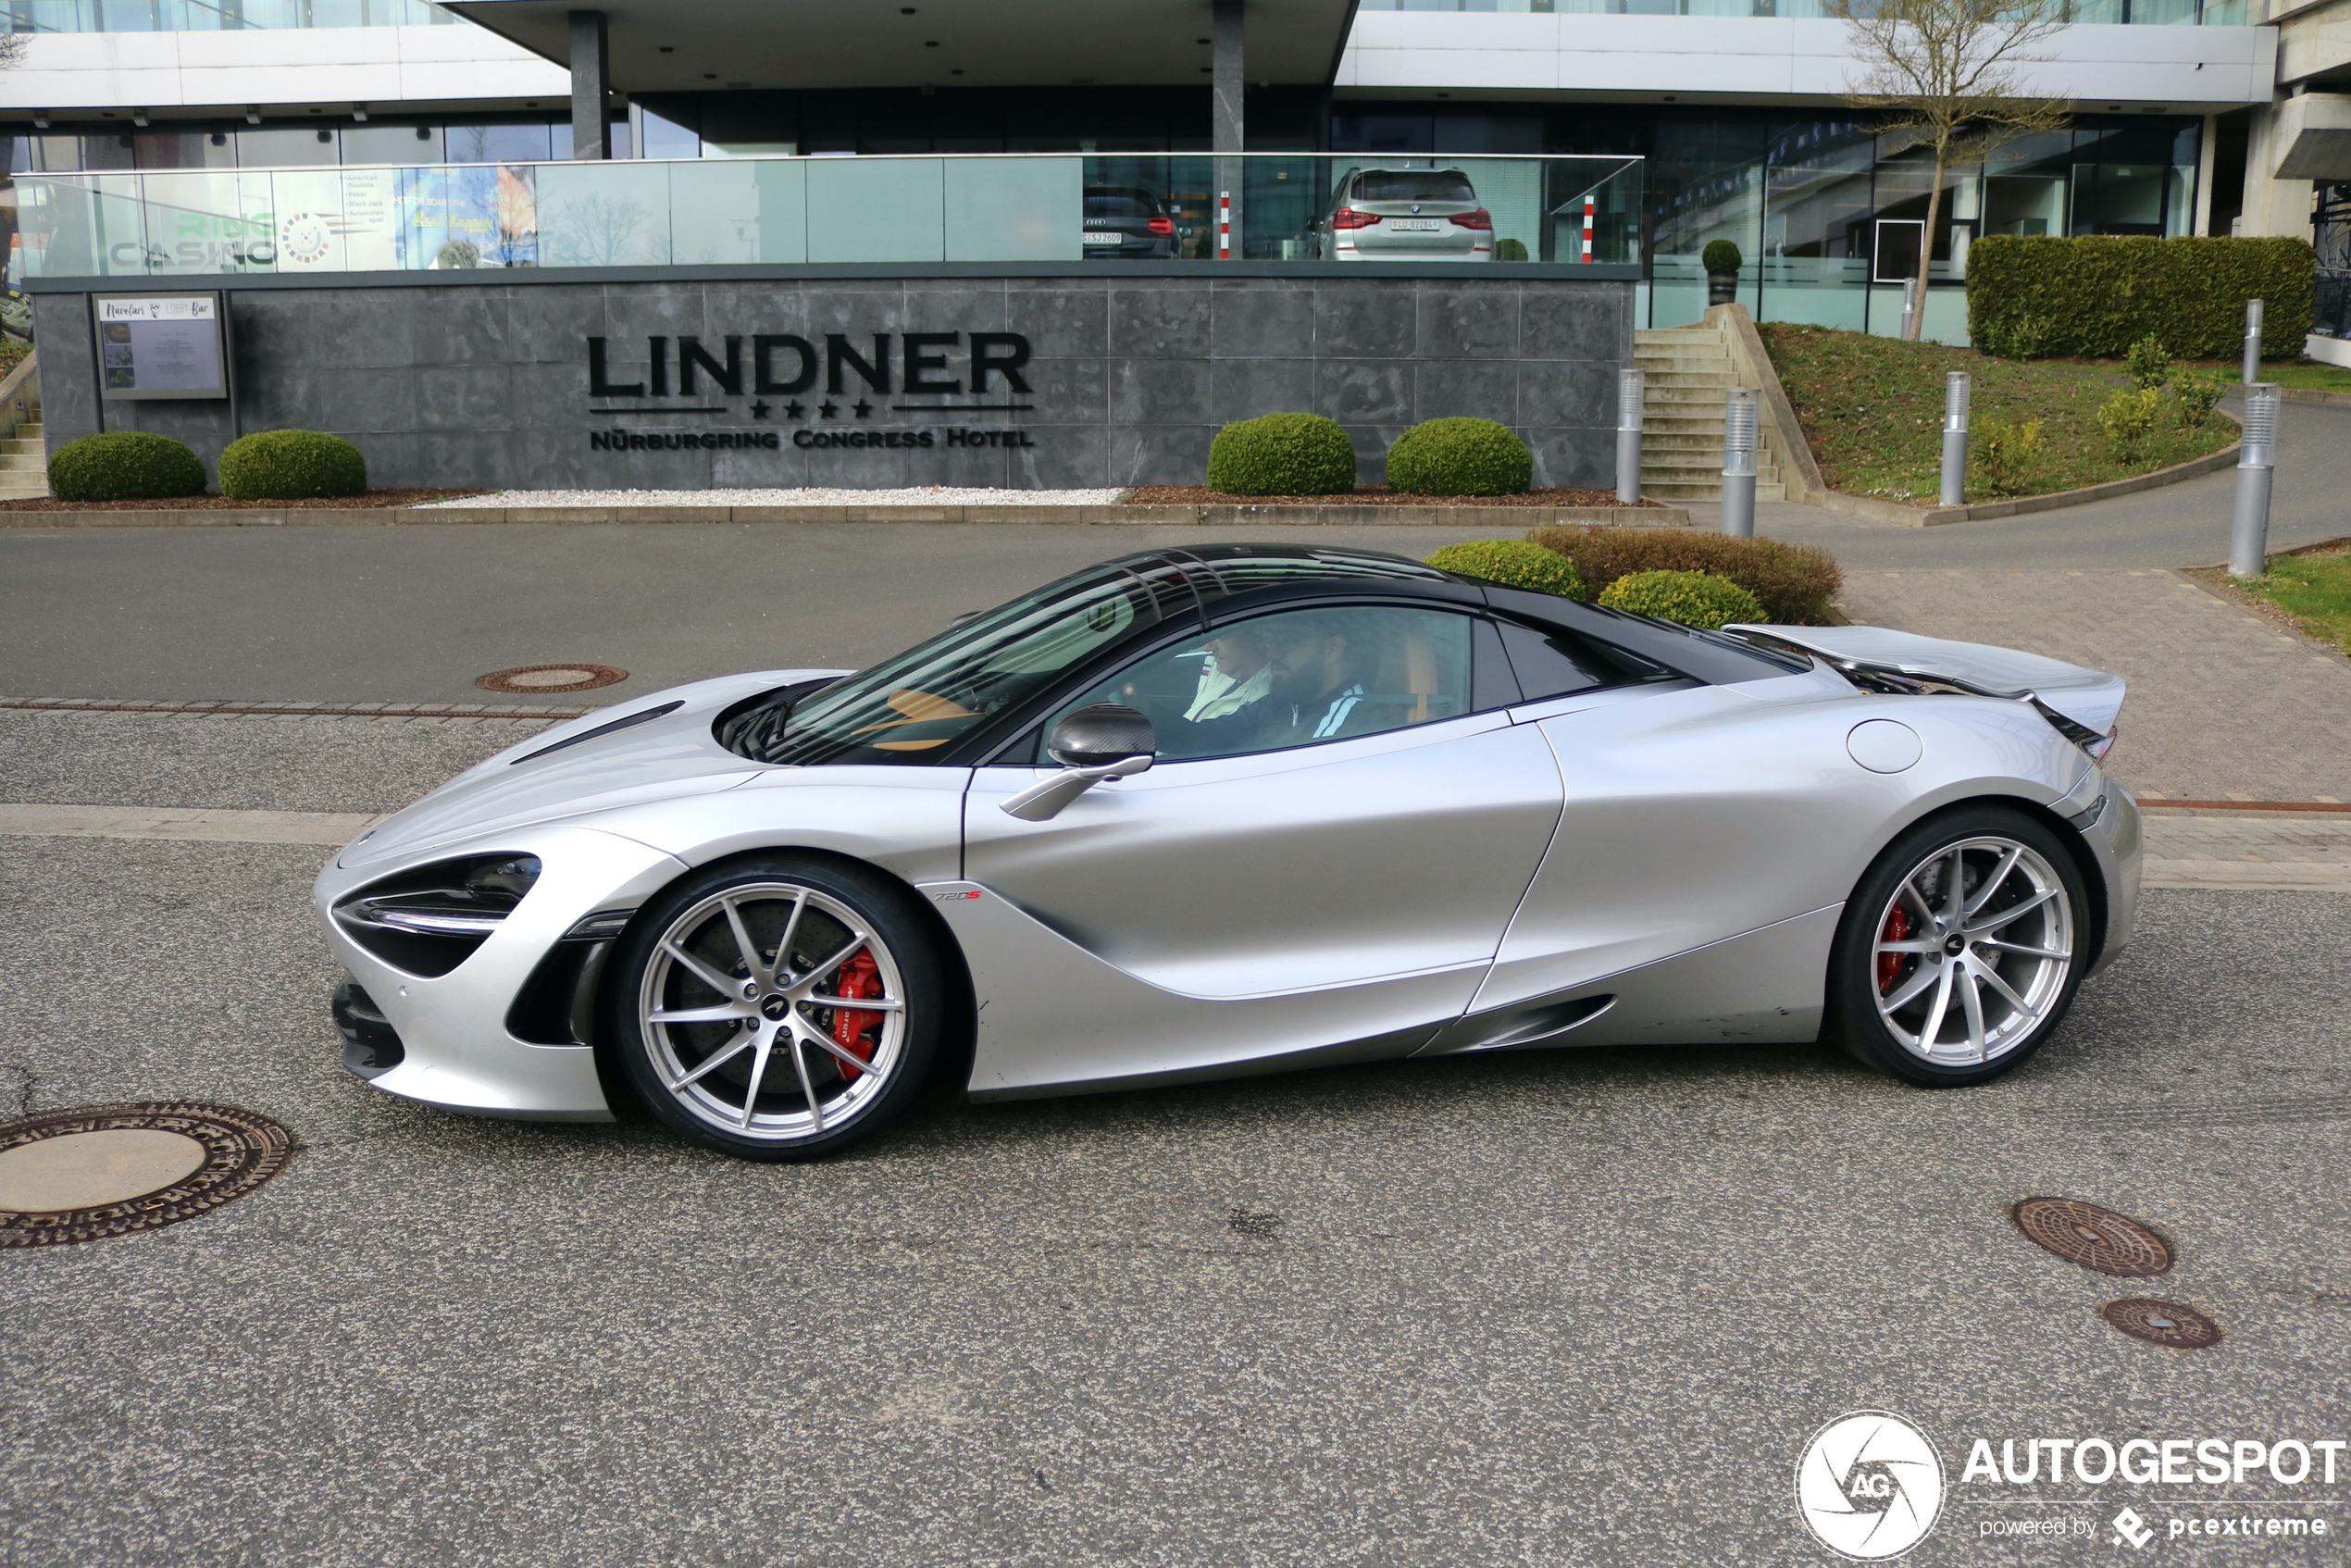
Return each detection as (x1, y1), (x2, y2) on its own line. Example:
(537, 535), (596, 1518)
(1939, 370), (1971, 508)
(2243, 297), (2264, 386)
(1721, 387), (1759, 538)
(1616, 367), (1645, 505)
(2229, 381), (2280, 578)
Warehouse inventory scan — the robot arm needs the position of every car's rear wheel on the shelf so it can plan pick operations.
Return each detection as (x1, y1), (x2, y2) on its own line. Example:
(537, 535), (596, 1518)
(1825, 806), (2089, 1087)
(603, 855), (940, 1160)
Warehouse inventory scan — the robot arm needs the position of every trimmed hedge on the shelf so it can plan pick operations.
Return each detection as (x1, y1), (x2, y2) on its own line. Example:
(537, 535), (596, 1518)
(1385, 417), (1532, 497)
(1701, 239), (1743, 275)
(1205, 412), (1356, 495)
(1522, 524), (1843, 626)
(218, 429), (368, 500)
(47, 430), (207, 502)
(1598, 569), (1765, 630)
(1424, 540), (1586, 600)
(1967, 236), (2314, 361)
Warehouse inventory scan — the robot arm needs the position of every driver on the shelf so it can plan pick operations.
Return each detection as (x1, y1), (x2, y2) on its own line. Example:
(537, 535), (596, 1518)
(1185, 627), (1273, 722)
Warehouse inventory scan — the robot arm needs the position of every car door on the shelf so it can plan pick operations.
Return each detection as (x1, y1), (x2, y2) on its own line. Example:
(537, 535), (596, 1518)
(962, 602), (1563, 1010)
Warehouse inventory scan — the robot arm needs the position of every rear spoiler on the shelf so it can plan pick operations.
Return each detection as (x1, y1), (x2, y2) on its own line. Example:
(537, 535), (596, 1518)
(1723, 625), (2123, 759)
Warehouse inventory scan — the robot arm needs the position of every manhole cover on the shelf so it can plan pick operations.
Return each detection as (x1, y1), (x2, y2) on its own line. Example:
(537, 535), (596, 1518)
(475, 664), (628, 695)
(2103, 1299), (2223, 1350)
(0, 1102), (293, 1248)
(2012, 1197), (2173, 1276)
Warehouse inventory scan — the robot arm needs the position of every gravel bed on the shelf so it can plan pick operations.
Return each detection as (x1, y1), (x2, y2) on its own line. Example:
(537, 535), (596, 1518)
(412, 487), (1129, 508)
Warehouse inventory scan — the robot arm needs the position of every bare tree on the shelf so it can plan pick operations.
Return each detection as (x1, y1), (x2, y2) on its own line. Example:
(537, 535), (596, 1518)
(1832, 0), (2071, 340)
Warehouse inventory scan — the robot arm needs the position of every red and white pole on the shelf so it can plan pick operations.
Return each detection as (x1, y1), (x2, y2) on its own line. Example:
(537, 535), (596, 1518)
(1218, 191), (1231, 261)
(1582, 196), (1595, 263)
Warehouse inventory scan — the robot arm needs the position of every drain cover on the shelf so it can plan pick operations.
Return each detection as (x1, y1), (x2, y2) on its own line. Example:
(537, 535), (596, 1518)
(0, 1102), (293, 1248)
(2013, 1197), (2173, 1277)
(2103, 1299), (2223, 1349)
(476, 664), (628, 695)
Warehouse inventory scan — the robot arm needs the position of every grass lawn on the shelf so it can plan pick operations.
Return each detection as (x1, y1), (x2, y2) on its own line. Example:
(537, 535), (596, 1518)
(2233, 542), (2351, 655)
(1760, 324), (2239, 505)
(0, 341), (29, 379)
(2057, 355), (2351, 395)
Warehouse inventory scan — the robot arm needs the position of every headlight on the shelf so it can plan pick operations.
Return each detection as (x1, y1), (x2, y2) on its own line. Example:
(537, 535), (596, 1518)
(333, 854), (541, 977)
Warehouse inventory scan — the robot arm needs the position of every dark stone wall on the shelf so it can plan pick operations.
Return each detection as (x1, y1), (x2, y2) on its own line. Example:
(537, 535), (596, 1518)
(34, 272), (1633, 492)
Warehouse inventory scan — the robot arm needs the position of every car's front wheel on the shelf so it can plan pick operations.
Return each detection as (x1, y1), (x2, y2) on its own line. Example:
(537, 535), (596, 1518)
(603, 855), (942, 1160)
(1825, 805), (2090, 1087)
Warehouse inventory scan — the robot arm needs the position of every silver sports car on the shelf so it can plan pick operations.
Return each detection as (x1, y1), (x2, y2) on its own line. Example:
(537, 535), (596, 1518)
(317, 544), (2141, 1161)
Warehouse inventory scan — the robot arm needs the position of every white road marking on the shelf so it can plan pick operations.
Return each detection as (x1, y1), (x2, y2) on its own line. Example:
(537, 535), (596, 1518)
(0, 804), (383, 846)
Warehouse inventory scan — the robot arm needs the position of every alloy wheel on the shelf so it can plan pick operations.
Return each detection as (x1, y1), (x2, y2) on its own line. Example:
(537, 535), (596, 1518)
(636, 881), (908, 1143)
(1870, 835), (2076, 1067)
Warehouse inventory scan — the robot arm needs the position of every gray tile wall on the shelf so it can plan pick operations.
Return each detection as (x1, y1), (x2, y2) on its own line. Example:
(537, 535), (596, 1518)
(36, 273), (1634, 492)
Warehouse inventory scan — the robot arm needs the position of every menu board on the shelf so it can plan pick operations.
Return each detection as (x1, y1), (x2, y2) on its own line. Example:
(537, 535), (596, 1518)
(94, 294), (227, 400)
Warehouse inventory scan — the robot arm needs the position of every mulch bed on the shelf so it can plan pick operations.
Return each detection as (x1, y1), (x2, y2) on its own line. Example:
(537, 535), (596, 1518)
(1123, 485), (1657, 507)
(0, 488), (491, 512)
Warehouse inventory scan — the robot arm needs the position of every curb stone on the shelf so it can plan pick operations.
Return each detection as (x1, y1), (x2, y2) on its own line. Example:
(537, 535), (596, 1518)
(0, 502), (1691, 530)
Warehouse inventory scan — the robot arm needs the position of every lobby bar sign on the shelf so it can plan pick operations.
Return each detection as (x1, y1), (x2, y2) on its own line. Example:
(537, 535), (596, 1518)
(584, 330), (1040, 454)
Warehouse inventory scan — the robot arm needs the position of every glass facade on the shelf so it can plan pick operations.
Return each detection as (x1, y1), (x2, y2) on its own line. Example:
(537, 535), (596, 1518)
(1355, 0), (2247, 19)
(1336, 105), (2204, 339)
(10, 152), (1644, 276)
(4, 0), (454, 29)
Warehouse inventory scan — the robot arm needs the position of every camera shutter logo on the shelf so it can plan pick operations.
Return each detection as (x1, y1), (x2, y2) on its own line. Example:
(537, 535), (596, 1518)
(1795, 1410), (1947, 1560)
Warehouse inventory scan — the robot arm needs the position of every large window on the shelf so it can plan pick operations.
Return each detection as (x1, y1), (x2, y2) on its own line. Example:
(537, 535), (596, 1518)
(4, 0), (454, 29)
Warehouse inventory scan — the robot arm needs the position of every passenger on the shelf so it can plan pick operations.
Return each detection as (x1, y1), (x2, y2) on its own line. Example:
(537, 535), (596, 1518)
(1184, 627), (1272, 721)
(1250, 616), (1376, 746)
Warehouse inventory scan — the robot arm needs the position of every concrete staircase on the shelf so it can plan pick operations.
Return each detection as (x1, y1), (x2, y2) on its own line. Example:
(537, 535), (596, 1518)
(0, 405), (44, 501)
(1634, 323), (1786, 504)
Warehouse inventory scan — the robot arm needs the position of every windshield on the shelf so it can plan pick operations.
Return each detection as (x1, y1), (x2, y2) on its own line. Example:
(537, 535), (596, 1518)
(1357, 169), (1476, 205)
(723, 561), (1196, 766)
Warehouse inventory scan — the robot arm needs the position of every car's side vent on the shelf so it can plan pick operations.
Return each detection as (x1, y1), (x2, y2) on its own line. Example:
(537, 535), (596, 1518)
(333, 854), (541, 977)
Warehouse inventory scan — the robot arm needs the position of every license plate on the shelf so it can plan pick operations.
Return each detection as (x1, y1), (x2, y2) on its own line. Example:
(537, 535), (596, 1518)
(1082, 231), (1126, 245)
(1390, 219), (1443, 232)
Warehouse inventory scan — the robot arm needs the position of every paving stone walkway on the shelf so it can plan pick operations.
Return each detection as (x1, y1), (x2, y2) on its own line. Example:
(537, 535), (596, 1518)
(1838, 566), (2351, 803)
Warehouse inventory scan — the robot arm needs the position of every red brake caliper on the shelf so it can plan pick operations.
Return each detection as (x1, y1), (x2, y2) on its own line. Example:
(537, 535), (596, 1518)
(828, 951), (885, 1080)
(1877, 905), (1912, 993)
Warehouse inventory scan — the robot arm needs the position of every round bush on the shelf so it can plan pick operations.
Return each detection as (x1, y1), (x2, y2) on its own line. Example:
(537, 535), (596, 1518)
(218, 429), (367, 501)
(1205, 412), (1356, 496)
(1598, 568), (1765, 630)
(1424, 540), (1585, 600)
(47, 430), (207, 503)
(1702, 239), (1744, 275)
(1385, 417), (1532, 497)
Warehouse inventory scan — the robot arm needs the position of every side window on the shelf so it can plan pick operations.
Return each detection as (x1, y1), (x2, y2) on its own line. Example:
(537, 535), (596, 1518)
(1494, 618), (1672, 702)
(1046, 604), (1477, 763)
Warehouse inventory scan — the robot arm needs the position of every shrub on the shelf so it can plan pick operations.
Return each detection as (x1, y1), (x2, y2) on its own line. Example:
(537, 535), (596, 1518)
(1424, 540), (1586, 600)
(1701, 239), (1743, 275)
(1966, 236), (2314, 361)
(47, 429), (206, 502)
(1973, 416), (2045, 498)
(1385, 417), (1532, 496)
(1205, 412), (1356, 496)
(1598, 569), (1765, 630)
(1495, 237), (1529, 263)
(2124, 334), (2173, 392)
(2095, 389), (2161, 464)
(2171, 367), (2228, 428)
(218, 429), (368, 500)
(1977, 312), (2052, 362)
(1522, 524), (1843, 625)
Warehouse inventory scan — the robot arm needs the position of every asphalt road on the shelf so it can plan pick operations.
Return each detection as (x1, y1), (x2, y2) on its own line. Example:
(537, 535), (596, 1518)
(2, 713), (2348, 1567)
(1, 394), (2343, 708)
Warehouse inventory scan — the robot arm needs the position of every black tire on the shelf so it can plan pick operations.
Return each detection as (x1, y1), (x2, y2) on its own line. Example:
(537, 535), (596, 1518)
(600, 853), (943, 1161)
(1823, 804), (2091, 1088)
